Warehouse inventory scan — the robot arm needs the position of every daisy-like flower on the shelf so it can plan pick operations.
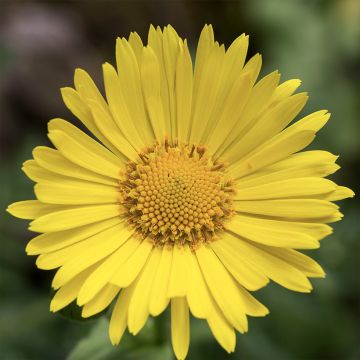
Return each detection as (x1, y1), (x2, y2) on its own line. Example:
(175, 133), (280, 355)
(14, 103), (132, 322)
(7, 25), (353, 359)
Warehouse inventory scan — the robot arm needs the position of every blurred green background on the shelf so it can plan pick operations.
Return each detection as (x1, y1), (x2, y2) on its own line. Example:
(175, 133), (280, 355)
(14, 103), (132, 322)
(1, 0), (359, 359)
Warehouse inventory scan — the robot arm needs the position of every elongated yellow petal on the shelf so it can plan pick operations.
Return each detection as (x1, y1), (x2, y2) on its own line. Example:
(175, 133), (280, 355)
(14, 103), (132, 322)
(236, 150), (339, 189)
(176, 40), (193, 143)
(115, 38), (154, 144)
(234, 199), (338, 220)
(52, 223), (132, 289)
(211, 240), (269, 290)
(60, 88), (122, 157)
(271, 79), (302, 104)
(230, 130), (315, 179)
(22, 160), (69, 184)
(141, 46), (167, 142)
(234, 177), (337, 201)
(50, 265), (96, 312)
(184, 246), (212, 319)
(128, 31), (143, 63)
(128, 247), (161, 335)
(35, 181), (119, 205)
(82, 284), (120, 318)
(265, 247), (325, 278)
(29, 204), (120, 232)
(236, 285), (269, 317)
(195, 246), (248, 333)
(190, 42), (225, 144)
(33, 146), (118, 186)
(230, 214), (332, 241)
(162, 25), (181, 140)
(216, 70), (279, 158)
(226, 92), (308, 163)
(26, 217), (121, 255)
(109, 287), (134, 345)
(149, 246), (172, 316)
(77, 236), (140, 305)
(48, 130), (121, 179)
(206, 71), (252, 152)
(74, 68), (108, 112)
(321, 186), (355, 201)
(110, 240), (153, 287)
(7, 200), (67, 220)
(147, 25), (171, 133)
(168, 245), (188, 298)
(102, 62), (144, 150)
(171, 297), (190, 360)
(222, 232), (313, 292)
(207, 300), (236, 353)
(88, 99), (139, 162)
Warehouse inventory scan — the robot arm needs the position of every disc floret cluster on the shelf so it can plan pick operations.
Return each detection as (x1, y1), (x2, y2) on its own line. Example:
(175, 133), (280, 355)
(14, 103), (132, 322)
(120, 141), (234, 247)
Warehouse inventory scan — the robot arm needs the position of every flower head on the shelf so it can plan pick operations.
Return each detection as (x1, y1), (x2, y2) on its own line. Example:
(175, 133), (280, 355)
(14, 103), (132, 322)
(7, 24), (353, 359)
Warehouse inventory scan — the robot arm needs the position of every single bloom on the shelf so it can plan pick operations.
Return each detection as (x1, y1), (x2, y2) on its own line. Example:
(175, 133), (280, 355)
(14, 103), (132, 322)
(7, 24), (354, 359)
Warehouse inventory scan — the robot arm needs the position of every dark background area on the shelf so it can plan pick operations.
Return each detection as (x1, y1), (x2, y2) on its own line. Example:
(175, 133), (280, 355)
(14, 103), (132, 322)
(0, 1), (359, 359)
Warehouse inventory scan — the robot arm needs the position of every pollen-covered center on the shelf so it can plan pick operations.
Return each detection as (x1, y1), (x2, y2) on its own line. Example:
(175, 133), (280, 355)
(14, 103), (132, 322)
(120, 143), (234, 247)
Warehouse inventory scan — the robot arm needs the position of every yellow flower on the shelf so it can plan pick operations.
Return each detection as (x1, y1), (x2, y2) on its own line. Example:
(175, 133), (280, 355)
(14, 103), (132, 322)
(7, 24), (353, 359)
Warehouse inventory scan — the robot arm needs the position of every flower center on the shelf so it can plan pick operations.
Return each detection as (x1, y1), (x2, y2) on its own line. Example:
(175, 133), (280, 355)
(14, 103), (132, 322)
(120, 142), (234, 248)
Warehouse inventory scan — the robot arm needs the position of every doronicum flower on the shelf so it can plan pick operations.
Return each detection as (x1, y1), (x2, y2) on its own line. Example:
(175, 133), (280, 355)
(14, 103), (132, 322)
(7, 24), (354, 359)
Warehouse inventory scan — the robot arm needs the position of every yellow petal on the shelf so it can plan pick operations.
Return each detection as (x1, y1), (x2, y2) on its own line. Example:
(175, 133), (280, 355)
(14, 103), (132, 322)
(321, 186), (355, 201)
(128, 31), (143, 63)
(216, 70), (279, 158)
(51, 223), (132, 289)
(265, 247), (325, 278)
(184, 246), (212, 319)
(176, 40), (193, 143)
(48, 130), (121, 179)
(234, 177), (337, 201)
(162, 25), (181, 140)
(206, 71), (252, 152)
(110, 240), (153, 287)
(236, 150), (339, 189)
(230, 214), (332, 242)
(33, 146), (118, 187)
(168, 245), (188, 298)
(115, 38), (154, 144)
(7, 200), (67, 220)
(82, 283), (120, 318)
(234, 199), (338, 220)
(77, 236), (140, 305)
(206, 300), (236, 353)
(109, 287), (134, 345)
(211, 240), (269, 290)
(222, 232), (313, 292)
(88, 99), (139, 162)
(148, 246), (172, 316)
(226, 92), (308, 163)
(29, 204), (120, 232)
(128, 247), (161, 335)
(60, 87), (121, 157)
(22, 159), (69, 184)
(190, 42), (225, 144)
(229, 110), (330, 179)
(236, 285), (269, 317)
(147, 25), (171, 132)
(171, 297), (190, 360)
(35, 180), (119, 205)
(195, 246), (248, 333)
(50, 265), (96, 312)
(140, 46), (167, 142)
(26, 217), (121, 255)
(270, 79), (302, 105)
(102, 62), (144, 150)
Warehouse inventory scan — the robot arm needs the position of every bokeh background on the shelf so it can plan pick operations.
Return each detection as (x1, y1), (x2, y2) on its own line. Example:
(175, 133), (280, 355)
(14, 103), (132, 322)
(1, 0), (359, 359)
